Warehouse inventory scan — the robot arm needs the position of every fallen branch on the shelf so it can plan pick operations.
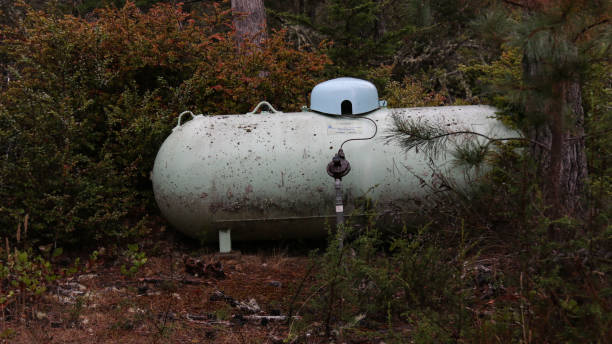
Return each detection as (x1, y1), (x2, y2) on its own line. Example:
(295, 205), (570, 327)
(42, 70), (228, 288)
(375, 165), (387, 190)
(185, 313), (231, 326)
(210, 290), (260, 313)
(243, 315), (301, 322)
(184, 313), (301, 326)
(138, 277), (203, 285)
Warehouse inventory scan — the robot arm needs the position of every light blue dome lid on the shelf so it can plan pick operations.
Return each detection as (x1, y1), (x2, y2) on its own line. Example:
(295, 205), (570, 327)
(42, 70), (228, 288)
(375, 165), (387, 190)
(310, 77), (380, 115)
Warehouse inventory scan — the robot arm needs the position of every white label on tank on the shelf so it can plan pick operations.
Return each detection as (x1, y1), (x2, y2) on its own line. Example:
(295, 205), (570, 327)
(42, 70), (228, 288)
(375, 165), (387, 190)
(327, 124), (364, 135)
(336, 205), (343, 213)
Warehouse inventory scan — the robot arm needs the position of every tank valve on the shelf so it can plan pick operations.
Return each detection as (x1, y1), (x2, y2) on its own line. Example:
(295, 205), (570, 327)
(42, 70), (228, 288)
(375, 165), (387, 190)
(327, 149), (350, 236)
(326, 149), (351, 179)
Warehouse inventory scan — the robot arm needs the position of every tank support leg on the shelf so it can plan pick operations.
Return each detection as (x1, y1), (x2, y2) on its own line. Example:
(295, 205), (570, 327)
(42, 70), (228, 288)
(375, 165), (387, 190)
(219, 229), (232, 253)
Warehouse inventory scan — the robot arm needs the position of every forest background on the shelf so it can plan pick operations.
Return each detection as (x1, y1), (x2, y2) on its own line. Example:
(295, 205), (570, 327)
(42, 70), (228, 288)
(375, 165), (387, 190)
(0, 0), (610, 342)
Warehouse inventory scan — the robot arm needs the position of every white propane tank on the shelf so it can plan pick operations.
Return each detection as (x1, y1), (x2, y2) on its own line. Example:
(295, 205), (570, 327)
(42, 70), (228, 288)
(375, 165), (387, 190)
(151, 78), (515, 241)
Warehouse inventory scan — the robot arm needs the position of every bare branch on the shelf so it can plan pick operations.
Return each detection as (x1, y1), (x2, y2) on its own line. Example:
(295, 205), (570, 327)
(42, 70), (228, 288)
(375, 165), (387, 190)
(574, 18), (610, 42)
(501, 0), (530, 9)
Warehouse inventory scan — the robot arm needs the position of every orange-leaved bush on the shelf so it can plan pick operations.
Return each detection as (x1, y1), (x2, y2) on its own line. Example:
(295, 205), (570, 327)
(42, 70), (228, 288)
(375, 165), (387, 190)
(0, 1), (330, 246)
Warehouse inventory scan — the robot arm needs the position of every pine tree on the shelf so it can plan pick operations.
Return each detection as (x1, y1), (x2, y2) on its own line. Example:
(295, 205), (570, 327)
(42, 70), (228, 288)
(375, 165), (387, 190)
(506, 0), (609, 216)
(318, 0), (413, 74)
(389, 0), (610, 218)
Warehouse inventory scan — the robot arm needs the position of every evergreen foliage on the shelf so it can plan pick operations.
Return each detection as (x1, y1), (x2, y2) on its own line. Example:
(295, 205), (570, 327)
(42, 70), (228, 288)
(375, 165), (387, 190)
(318, 0), (411, 75)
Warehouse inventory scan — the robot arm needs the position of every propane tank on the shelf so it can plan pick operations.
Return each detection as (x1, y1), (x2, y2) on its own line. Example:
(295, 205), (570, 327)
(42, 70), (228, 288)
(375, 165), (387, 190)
(151, 78), (515, 242)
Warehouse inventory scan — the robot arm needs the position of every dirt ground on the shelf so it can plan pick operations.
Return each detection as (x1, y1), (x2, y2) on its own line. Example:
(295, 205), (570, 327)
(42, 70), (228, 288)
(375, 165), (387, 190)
(1, 227), (509, 344)
(1, 233), (333, 344)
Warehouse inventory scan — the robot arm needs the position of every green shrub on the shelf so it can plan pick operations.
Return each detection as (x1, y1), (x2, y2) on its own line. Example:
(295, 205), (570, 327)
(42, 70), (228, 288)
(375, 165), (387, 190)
(0, 1), (329, 247)
(304, 142), (610, 342)
(0, 244), (77, 322)
(459, 45), (524, 123)
(305, 224), (399, 337)
(120, 243), (147, 277)
(383, 76), (447, 108)
(301, 221), (476, 342)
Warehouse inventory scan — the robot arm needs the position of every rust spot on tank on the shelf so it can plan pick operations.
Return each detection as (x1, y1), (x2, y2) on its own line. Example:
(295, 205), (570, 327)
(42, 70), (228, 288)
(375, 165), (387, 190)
(245, 184), (253, 194)
(200, 192), (208, 199)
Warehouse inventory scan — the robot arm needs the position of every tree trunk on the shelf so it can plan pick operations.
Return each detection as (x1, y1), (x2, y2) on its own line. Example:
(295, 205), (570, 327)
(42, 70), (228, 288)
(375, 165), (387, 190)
(374, 0), (386, 40)
(524, 57), (588, 217)
(231, 0), (268, 47)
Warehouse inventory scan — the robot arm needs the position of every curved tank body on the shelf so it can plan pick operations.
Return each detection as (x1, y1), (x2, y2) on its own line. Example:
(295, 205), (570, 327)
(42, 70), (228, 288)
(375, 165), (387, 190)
(151, 105), (514, 241)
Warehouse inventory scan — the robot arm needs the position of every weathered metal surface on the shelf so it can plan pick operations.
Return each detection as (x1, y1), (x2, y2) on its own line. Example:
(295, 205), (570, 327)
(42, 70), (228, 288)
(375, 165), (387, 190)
(151, 105), (514, 241)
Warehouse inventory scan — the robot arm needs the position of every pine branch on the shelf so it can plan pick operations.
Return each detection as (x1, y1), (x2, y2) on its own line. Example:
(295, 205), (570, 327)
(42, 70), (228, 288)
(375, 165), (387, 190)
(386, 113), (550, 161)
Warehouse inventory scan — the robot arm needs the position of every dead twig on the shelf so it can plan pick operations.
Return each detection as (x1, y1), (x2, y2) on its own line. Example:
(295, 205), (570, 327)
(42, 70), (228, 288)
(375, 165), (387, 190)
(244, 315), (301, 322)
(138, 277), (203, 285)
(287, 260), (316, 322)
(185, 314), (231, 326)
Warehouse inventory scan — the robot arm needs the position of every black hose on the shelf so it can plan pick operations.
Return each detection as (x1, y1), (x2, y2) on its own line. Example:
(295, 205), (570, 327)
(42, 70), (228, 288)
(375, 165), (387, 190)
(339, 114), (378, 150)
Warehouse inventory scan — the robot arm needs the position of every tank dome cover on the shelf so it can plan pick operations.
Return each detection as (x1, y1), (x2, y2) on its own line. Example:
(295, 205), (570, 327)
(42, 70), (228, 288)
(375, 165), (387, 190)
(310, 77), (380, 115)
